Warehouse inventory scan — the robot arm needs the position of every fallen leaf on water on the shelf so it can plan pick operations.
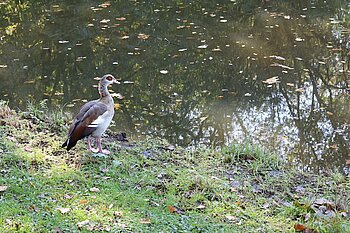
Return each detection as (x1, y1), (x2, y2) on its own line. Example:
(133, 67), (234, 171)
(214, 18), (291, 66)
(100, 19), (110, 24)
(57, 207), (70, 214)
(270, 62), (294, 70)
(116, 17), (126, 21)
(294, 223), (306, 231)
(326, 111), (333, 116)
(262, 76), (279, 85)
(140, 218), (151, 224)
(99, 2), (111, 8)
(0, 186), (8, 192)
(138, 33), (150, 40)
(200, 116), (208, 122)
(90, 187), (100, 192)
(121, 35), (129, 40)
(160, 70), (168, 74)
(269, 55), (286, 61)
(198, 44), (208, 49)
(197, 204), (206, 210)
(295, 88), (304, 93)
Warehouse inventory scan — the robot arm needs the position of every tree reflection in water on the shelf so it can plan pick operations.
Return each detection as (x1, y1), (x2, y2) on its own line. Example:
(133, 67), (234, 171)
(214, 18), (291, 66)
(0, 0), (349, 173)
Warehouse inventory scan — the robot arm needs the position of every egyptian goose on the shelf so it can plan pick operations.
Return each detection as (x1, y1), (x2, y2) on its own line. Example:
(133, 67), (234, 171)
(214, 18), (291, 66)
(62, 74), (120, 154)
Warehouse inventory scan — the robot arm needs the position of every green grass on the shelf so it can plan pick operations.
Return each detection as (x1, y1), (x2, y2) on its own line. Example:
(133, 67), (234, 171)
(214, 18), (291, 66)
(0, 101), (349, 232)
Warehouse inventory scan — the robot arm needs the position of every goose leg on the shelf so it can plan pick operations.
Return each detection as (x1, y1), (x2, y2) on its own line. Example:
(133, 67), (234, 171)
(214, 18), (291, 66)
(88, 137), (98, 153)
(96, 138), (110, 154)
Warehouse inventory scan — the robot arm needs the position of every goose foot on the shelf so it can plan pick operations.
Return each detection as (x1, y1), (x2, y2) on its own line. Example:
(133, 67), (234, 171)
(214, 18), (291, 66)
(100, 149), (110, 155)
(89, 147), (99, 153)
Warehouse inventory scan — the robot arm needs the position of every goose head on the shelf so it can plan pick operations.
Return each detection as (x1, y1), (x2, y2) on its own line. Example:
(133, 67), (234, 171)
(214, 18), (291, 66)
(100, 74), (120, 86)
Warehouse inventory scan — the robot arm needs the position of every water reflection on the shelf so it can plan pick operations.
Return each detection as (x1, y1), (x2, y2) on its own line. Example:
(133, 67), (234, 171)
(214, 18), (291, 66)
(0, 0), (349, 174)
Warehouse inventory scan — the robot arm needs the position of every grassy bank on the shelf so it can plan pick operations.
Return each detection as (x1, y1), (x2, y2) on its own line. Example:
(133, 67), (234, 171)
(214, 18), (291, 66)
(0, 101), (349, 233)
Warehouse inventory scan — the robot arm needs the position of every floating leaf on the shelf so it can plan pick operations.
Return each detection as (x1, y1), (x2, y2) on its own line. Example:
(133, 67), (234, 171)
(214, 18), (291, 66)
(0, 186), (8, 192)
(138, 33), (150, 40)
(212, 48), (222, 52)
(160, 70), (168, 74)
(295, 88), (304, 93)
(269, 55), (286, 61)
(100, 19), (110, 24)
(326, 111), (333, 116)
(121, 35), (129, 40)
(197, 44), (208, 49)
(178, 48), (187, 52)
(0, 65), (8, 68)
(200, 116), (208, 122)
(99, 2), (111, 8)
(116, 17), (126, 21)
(262, 76), (279, 85)
(197, 204), (206, 210)
(270, 63), (294, 70)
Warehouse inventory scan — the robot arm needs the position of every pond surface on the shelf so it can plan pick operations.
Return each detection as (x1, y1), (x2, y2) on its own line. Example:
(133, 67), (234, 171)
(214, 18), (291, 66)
(1, 0), (349, 174)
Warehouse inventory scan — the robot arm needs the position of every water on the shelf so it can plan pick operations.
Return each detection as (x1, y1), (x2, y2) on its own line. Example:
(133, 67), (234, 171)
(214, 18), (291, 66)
(0, 0), (349, 174)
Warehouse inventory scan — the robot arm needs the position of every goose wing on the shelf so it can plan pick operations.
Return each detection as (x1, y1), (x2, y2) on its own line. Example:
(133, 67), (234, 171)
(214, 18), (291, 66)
(62, 101), (108, 150)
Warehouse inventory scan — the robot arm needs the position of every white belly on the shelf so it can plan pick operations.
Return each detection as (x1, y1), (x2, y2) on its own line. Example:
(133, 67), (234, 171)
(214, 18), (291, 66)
(90, 109), (114, 137)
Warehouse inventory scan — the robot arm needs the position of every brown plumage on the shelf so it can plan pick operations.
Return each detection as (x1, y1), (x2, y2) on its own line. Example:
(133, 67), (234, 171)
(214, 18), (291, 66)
(62, 74), (119, 154)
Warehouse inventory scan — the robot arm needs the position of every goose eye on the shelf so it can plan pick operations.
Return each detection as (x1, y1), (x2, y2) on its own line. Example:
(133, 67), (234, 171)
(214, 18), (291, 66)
(106, 76), (113, 81)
